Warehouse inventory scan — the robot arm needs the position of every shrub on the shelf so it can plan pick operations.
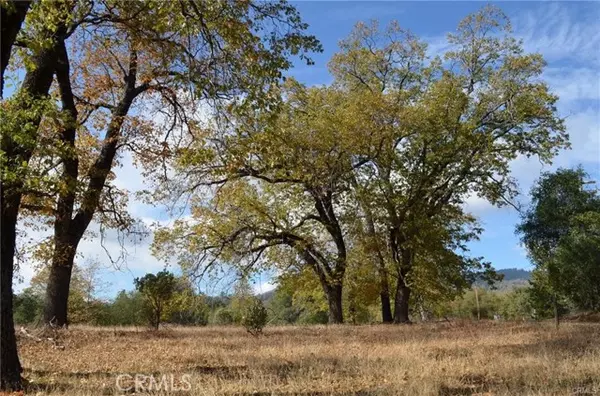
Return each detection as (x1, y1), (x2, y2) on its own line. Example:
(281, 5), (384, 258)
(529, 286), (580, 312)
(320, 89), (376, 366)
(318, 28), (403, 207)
(212, 307), (235, 325)
(241, 298), (268, 335)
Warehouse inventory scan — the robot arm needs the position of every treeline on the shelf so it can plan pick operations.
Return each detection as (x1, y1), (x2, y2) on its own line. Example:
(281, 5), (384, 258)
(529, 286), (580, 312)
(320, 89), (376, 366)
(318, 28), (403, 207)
(13, 270), (569, 328)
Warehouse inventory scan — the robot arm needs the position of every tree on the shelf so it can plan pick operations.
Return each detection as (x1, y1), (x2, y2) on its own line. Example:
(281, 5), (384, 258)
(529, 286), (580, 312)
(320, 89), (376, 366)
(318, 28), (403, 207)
(153, 81), (378, 323)
(163, 277), (209, 326)
(134, 270), (177, 330)
(106, 290), (146, 326)
(1, 1), (77, 388)
(13, 288), (43, 325)
(229, 277), (254, 324)
(517, 167), (600, 316)
(552, 212), (600, 311)
(267, 287), (302, 324)
(32, 0), (319, 329)
(329, 7), (566, 322)
(0, 1), (31, 95)
(241, 298), (268, 335)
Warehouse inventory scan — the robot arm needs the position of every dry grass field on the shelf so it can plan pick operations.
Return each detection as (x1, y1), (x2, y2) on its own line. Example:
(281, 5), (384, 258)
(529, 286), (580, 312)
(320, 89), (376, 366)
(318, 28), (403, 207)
(14, 321), (600, 395)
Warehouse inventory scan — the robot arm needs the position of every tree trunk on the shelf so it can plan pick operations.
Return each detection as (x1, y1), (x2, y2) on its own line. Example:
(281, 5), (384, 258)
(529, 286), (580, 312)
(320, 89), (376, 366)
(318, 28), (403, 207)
(1, 0), (31, 97)
(393, 278), (411, 324)
(43, 241), (77, 326)
(42, 41), (79, 327)
(0, 39), (63, 395)
(553, 294), (560, 330)
(392, 244), (413, 324)
(379, 270), (393, 323)
(1, 12), (70, 391)
(0, 203), (23, 391)
(325, 284), (344, 324)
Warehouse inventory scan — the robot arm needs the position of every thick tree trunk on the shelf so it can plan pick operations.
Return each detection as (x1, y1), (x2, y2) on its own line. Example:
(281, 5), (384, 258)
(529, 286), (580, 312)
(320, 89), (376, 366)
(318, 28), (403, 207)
(380, 291), (393, 323)
(393, 279), (411, 324)
(1, 0), (31, 97)
(43, 243), (77, 326)
(1, 203), (23, 391)
(42, 41), (78, 327)
(325, 284), (344, 324)
(393, 248), (413, 324)
(378, 266), (393, 323)
(353, 181), (393, 324)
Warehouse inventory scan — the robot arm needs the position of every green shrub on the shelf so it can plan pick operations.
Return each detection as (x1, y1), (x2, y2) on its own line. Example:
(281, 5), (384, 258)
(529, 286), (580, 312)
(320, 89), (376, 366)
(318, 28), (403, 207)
(212, 307), (235, 325)
(241, 298), (268, 335)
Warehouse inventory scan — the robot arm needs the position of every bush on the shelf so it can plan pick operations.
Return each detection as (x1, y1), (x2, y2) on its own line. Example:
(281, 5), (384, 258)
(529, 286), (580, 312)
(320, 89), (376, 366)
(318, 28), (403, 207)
(241, 298), (268, 335)
(212, 307), (235, 325)
(13, 289), (43, 325)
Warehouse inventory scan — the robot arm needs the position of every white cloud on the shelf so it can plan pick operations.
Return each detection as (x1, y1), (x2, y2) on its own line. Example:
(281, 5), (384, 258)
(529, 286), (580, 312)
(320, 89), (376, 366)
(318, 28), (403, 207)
(561, 109), (600, 164)
(252, 280), (277, 295)
(463, 192), (495, 214)
(544, 67), (600, 105)
(514, 3), (600, 67)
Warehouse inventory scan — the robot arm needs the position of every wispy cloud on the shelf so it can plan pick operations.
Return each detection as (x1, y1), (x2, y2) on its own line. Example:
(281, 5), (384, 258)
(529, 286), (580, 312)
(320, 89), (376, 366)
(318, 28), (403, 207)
(514, 3), (600, 67)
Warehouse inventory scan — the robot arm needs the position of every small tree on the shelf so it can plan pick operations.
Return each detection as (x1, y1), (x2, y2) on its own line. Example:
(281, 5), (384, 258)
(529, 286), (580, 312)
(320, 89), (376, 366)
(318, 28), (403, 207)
(242, 298), (268, 336)
(229, 277), (254, 324)
(134, 271), (177, 330)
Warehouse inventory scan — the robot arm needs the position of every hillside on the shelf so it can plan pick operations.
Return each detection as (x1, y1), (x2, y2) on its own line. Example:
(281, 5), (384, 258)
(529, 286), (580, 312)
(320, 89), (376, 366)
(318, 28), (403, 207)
(484, 268), (532, 290)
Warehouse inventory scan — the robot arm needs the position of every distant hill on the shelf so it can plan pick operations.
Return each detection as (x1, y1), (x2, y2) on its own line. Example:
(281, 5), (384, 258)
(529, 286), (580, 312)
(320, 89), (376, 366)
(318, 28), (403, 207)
(482, 268), (532, 290)
(257, 268), (532, 300)
(258, 289), (275, 302)
(498, 268), (532, 282)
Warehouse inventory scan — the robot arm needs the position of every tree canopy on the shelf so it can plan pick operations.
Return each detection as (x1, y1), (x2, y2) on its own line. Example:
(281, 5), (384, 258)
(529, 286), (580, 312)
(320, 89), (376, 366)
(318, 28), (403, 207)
(517, 167), (600, 313)
(153, 6), (567, 324)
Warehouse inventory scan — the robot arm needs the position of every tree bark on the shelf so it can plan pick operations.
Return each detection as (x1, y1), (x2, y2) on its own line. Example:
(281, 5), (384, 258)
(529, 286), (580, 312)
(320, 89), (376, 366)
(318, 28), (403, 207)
(1, 203), (23, 391)
(393, 277), (411, 324)
(393, 246), (413, 324)
(42, 242), (77, 326)
(325, 283), (344, 324)
(380, 287), (393, 323)
(1, 0), (31, 97)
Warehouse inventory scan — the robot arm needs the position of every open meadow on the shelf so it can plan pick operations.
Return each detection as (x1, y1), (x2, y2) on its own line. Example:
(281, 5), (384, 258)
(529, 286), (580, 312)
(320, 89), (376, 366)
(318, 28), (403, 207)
(15, 321), (600, 396)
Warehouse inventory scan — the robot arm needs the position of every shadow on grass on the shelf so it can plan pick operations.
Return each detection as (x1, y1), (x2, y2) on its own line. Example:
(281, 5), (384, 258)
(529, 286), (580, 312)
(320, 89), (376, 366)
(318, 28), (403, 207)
(227, 391), (380, 396)
(497, 326), (600, 359)
(438, 373), (503, 396)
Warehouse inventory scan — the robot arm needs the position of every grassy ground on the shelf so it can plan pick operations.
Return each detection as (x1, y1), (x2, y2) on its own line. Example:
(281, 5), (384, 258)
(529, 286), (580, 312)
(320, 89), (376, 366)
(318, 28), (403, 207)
(15, 321), (600, 395)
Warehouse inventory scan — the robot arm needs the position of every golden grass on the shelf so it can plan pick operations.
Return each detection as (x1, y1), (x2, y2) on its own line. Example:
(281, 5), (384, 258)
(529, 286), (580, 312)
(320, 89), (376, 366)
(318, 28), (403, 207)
(17, 321), (600, 395)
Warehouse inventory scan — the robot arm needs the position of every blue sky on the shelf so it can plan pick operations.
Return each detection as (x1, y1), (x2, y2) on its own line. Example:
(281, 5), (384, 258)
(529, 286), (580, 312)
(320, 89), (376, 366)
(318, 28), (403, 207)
(15, 2), (600, 298)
